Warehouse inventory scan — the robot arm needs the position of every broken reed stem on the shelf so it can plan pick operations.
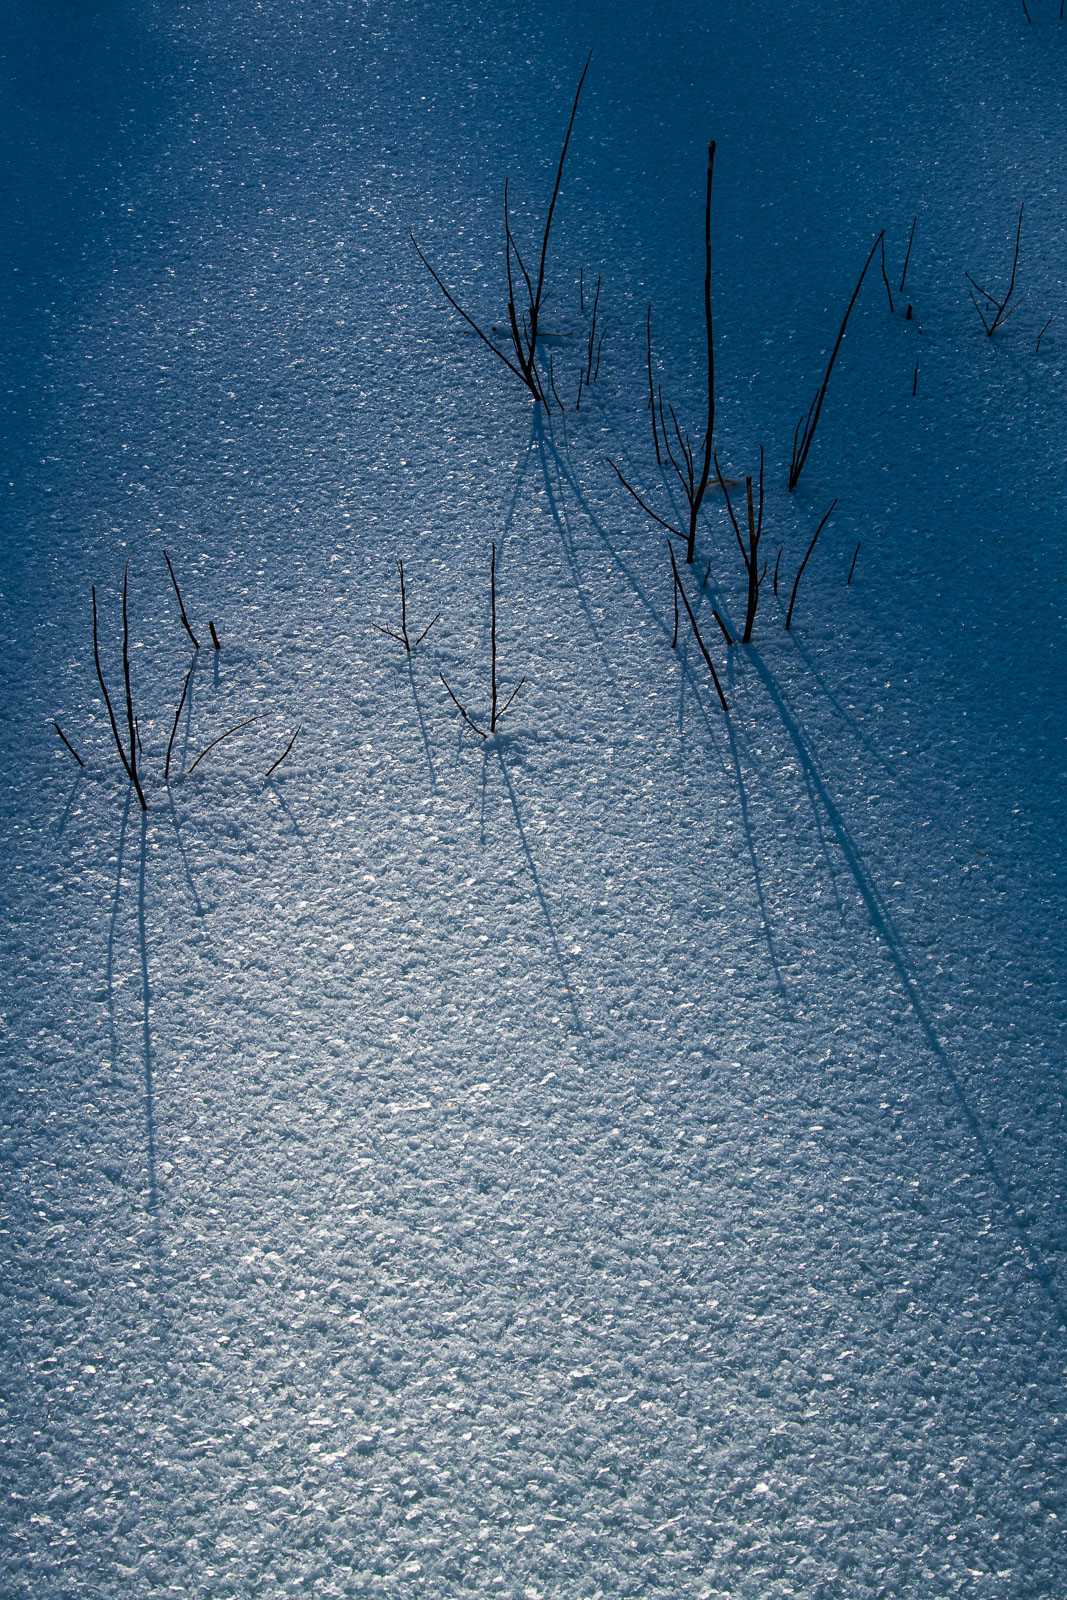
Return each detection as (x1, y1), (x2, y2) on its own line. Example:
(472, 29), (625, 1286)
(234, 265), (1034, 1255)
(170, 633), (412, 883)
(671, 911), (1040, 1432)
(1036, 315), (1053, 354)
(773, 546), (782, 595)
(53, 721), (84, 766)
(188, 714), (266, 774)
(163, 549), (200, 650)
(667, 541), (728, 712)
(785, 499), (837, 631)
(847, 540), (860, 585)
(789, 231), (883, 491)
(912, 358), (919, 396)
(165, 656), (196, 782)
(879, 235), (895, 313)
(899, 217), (917, 294)
(209, 620), (221, 650)
(264, 725), (301, 779)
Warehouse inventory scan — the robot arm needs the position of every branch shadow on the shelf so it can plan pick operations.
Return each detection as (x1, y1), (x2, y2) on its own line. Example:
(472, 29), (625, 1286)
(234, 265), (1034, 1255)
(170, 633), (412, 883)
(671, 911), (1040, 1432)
(163, 788), (205, 918)
(406, 655), (437, 793)
(493, 745), (586, 1052)
(54, 771), (84, 838)
(749, 644), (1067, 1326)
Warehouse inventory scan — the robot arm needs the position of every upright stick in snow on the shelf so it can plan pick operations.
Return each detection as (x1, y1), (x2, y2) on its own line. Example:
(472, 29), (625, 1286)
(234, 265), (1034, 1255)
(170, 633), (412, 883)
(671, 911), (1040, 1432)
(440, 543), (525, 738)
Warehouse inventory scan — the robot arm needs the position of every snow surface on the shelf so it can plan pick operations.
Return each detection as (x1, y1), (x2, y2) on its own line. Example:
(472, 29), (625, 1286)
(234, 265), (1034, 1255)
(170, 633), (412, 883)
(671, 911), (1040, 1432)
(2, 0), (1067, 1595)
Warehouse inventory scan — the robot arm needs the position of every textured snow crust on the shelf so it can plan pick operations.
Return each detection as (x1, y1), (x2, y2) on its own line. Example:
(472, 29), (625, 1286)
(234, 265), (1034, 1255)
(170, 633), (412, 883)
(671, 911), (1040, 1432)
(1, 0), (1067, 1596)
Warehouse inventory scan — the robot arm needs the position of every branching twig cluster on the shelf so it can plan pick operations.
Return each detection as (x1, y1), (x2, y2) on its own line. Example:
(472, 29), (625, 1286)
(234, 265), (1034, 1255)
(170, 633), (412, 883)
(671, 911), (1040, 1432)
(371, 559), (439, 653)
(966, 203), (1025, 336)
(411, 53), (593, 410)
(53, 553), (290, 801)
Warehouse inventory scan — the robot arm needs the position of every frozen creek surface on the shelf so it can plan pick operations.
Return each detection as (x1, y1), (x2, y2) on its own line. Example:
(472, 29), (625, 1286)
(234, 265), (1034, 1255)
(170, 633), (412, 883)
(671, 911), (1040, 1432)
(1, 0), (1066, 1595)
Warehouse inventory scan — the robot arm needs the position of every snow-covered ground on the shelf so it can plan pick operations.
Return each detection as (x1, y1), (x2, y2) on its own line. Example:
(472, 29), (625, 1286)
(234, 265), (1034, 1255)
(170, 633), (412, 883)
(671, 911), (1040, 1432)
(2, 1), (1066, 1595)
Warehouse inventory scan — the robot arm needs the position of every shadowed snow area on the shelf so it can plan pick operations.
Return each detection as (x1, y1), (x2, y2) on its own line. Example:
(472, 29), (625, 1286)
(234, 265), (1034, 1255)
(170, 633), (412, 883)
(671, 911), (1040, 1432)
(1, 0), (1066, 1595)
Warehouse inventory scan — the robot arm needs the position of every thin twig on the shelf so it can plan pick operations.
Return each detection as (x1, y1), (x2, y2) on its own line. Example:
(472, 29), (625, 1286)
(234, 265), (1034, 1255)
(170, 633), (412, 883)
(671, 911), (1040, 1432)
(605, 458), (685, 540)
(899, 216), (917, 294)
(440, 672), (487, 739)
(879, 234), (895, 313)
(847, 541), (860, 585)
(789, 232), (883, 490)
(52, 721), (84, 766)
(593, 326), (605, 384)
(585, 275), (601, 384)
(712, 609), (733, 646)
(1036, 315), (1053, 354)
(163, 550), (200, 650)
(410, 230), (528, 388)
(667, 541), (728, 712)
(188, 714), (266, 774)
(912, 357), (919, 396)
(165, 655), (196, 782)
(412, 614), (440, 649)
(785, 499), (837, 630)
(209, 620), (221, 650)
(264, 725), (301, 779)
(773, 546), (782, 596)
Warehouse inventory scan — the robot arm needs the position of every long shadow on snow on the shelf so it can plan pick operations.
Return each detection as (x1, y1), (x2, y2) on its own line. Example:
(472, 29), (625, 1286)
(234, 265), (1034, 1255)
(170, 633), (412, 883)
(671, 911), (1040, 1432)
(406, 656), (437, 792)
(749, 643), (1067, 1325)
(490, 743), (586, 1052)
(105, 795), (165, 1292)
